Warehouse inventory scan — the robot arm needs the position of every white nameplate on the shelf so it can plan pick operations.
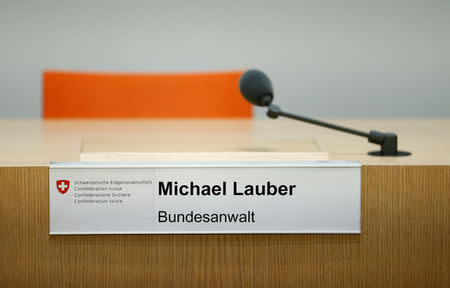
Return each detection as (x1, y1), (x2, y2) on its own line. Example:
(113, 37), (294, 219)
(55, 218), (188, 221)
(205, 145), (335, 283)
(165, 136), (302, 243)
(49, 162), (361, 235)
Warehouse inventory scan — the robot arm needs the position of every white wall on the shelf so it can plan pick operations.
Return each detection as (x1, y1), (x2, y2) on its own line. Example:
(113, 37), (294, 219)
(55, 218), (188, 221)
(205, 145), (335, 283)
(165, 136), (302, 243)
(1, 0), (449, 118)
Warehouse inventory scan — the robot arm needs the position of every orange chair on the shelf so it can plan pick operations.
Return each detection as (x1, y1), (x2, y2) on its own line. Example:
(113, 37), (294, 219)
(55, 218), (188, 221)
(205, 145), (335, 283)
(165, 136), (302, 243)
(43, 70), (251, 118)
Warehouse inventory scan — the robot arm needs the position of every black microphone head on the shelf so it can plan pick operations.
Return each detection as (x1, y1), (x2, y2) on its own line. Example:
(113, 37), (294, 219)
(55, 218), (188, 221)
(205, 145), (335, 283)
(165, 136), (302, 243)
(239, 69), (274, 107)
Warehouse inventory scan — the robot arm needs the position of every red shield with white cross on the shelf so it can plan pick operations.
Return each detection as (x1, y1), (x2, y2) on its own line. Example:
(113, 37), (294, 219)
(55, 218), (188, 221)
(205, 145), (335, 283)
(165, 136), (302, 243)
(56, 180), (70, 194)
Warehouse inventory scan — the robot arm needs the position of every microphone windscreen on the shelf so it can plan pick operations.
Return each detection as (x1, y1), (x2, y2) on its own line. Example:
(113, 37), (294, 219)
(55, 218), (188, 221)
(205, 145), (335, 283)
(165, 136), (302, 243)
(239, 69), (273, 106)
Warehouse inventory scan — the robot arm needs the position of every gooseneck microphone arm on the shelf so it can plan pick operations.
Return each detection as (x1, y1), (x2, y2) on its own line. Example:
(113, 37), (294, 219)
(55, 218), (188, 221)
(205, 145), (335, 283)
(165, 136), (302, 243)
(266, 104), (410, 156)
(238, 69), (411, 156)
(268, 105), (369, 138)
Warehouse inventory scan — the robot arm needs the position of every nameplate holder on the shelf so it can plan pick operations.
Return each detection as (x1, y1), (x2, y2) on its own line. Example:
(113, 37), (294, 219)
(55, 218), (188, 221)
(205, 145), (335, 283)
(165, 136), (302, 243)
(49, 161), (361, 235)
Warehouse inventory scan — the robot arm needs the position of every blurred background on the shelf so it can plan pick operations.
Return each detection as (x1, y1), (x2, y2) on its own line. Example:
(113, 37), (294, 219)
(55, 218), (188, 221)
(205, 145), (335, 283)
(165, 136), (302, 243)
(1, 0), (449, 118)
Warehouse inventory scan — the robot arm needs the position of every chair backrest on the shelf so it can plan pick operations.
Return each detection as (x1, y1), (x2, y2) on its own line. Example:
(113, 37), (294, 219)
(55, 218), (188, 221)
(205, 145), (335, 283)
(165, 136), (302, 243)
(43, 70), (251, 118)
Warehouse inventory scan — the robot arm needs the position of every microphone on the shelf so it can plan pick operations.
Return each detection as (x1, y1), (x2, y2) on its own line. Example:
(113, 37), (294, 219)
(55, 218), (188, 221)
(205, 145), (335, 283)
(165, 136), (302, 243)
(239, 69), (411, 156)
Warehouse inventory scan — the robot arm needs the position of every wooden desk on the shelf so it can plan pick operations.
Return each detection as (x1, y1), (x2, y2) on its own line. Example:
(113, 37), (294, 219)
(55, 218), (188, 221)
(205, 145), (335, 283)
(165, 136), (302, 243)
(0, 119), (449, 287)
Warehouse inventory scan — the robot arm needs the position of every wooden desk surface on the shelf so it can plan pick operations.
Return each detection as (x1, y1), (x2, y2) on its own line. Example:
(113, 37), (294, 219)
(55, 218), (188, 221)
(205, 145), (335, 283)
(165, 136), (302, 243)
(0, 119), (449, 287)
(1, 118), (449, 166)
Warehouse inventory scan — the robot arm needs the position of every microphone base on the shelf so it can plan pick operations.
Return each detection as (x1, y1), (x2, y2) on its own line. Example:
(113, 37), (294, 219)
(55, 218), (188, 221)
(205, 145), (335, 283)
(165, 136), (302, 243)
(368, 150), (411, 157)
(368, 131), (412, 157)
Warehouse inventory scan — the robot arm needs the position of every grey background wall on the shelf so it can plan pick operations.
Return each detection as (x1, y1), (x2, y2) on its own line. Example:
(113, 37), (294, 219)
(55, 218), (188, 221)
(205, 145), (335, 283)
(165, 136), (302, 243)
(1, 0), (449, 118)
